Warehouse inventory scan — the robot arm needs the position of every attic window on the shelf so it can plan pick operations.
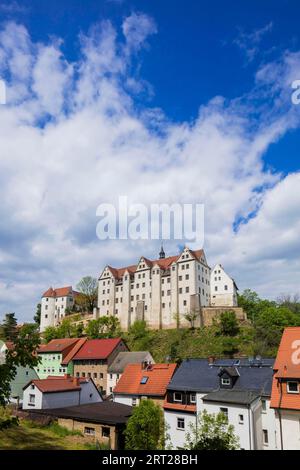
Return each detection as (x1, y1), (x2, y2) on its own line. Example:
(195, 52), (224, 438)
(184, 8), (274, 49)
(287, 381), (299, 393)
(140, 376), (148, 384)
(221, 378), (231, 386)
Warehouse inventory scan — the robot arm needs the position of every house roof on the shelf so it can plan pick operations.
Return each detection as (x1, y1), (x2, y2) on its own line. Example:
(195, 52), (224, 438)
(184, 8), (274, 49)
(108, 351), (153, 374)
(167, 358), (274, 396)
(271, 327), (300, 410)
(104, 248), (206, 280)
(32, 402), (132, 425)
(61, 338), (87, 365)
(113, 363), (177, 397)
(24, 376), (96, 394)
(72, 338), (124, 361)
(37, 338), (81, 358)
(163, 401), (196, 413)
(202, 389), (260, 406)
(42, 286), (79, 298)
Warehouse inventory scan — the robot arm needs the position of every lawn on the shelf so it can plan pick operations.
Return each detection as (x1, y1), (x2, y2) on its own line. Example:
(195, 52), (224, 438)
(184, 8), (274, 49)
(0, 420), (95, 450)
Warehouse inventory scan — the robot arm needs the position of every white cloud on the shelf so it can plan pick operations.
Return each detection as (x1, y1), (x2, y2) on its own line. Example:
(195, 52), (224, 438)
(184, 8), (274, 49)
(0, 16), (299, 323)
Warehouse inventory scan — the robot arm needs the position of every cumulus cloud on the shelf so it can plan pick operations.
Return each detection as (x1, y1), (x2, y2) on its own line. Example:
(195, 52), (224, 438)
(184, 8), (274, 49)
(0, 15), (299, 322)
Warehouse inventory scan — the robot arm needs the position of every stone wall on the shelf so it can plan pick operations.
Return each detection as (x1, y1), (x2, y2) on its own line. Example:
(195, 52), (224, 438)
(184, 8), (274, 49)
(200, 306), (247, 327)
(58, 417), (117, 449)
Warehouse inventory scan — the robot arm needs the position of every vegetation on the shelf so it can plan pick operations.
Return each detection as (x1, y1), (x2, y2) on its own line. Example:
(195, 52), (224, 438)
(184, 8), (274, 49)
(43, 317), (86, 342)
(33, 303), (41, 326)
(76, 276), (98, 313)
(0, 322), (40, 406)
(218, 311), (240, 336)
(124, 399), (166, 450)
(85, 316), (121, 339)
(183, 311), (198, 329)
(0, 406), (19, 430)
(1, 313), (18, 341)
(184, 410), (240, 450)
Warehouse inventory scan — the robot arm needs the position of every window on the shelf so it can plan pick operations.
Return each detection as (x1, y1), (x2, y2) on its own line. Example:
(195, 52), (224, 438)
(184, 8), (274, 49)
(93, 373), (97, 378)
(30, 384), (35, 390)
(224, 285), (228, 290)
(29, 394), (35, 405)
(110, 387), (112, 393)
(190, 393), (196, 403)
(287, 381), (299, 393)
(102, 427), (110, 438)
(82, 372), (86, 378)
(177, 418), (185, 430)
(132, 398), (137, 406)
(261, 399), (267, 412)
(239, 414), (244, 424)
(215, 286), (218, 291)
(110, 374), (113, 379)
(185, 287), (189, 293)
(179, 276), (182, 281)
(220, 407), (228, 421)
(263, 429), (269, 445)
(76, 372), (80, 378)
(84, 427), (95, 436)
(173, 392), (182, 402)
(100, 373), (103, 379)
(221, 378), (231, 386)
(140, 376), (148, 384)
(185, 274), (189, 280)
(183, 300), (187, 306)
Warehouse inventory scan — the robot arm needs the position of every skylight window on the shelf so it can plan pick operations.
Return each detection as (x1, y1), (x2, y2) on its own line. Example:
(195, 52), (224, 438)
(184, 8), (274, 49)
(140, 376), (148, 384)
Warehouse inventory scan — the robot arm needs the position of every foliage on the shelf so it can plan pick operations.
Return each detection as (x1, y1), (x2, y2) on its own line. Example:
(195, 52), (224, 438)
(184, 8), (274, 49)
(184, 410), (239, 450)
(218, 311), (240, 336)
(43, 318), (85, 342)
(84, 440), (111, 450)
(33, 303), (41, 325)
(85, 316), (121, 339)
(76, 276), (98, 313)
(127, 320), (152, 351)
(1, 313), (18, 341)
(47, 422), (83, 437)
(0, 406), (19, 430)
(277, 294), (300, 315)
(183, 311), (198, 329)
(124, 399), (166, 450)
(0, 323), (40, 406)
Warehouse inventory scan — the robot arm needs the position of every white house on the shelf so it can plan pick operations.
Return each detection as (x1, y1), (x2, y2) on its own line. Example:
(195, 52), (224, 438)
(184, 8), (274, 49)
(107, 351), (154, 395)
(210, 264), (238, 307)
(22, 375), (102, 410)
(164, 358), (276, 450)
(40, 286), (79, 332)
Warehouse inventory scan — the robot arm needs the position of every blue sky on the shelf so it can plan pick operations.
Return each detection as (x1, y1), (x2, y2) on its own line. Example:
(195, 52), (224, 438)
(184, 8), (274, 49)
(0, 0), (299, 322)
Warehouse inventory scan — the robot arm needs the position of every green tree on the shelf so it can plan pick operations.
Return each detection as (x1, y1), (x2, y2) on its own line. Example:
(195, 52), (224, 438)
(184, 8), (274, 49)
(1, 313), (18, 341)
(183, 311), (198, 329)
(85, 316), (121, 339)
(76, 276), (98, 313)
(127, 320), (151, 350)
(33, 303), (41, 325)
(184, 410), (239, 450)
(0, 323), (40, 406)
(277, 294), (300, 315)
(124, 399), (166, 450)
(219, 311), (240, 336)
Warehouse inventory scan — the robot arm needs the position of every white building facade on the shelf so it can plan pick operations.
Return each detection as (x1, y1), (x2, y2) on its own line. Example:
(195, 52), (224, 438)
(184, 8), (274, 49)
(40, 286), (78, 332)
(210, 264), (238, 307)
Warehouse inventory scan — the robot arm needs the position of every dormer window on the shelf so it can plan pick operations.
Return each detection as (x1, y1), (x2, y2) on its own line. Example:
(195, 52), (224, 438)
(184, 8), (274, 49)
(221, 378), (231, 386)
(287, 381), (299, 393)
(173, 392), (182, 402)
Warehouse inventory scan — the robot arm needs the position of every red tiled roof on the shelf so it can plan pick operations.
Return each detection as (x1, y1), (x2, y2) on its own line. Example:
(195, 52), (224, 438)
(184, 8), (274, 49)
(25, 376), (91, 393)
(163, 401), (196, 413)
(106, 249), (205, 280)
(72, 338), (124, 360)
(271, 327), (300, 410)
(114, 363), (177, 397)
(42, 286), (78, 298)
(37, 338), (80, 357)
(61, 338), (87, 365)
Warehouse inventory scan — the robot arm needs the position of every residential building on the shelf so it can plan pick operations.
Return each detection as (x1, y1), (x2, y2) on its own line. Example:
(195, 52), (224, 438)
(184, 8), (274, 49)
(32, 402), (132, 449)
(35, 338), (87, 379)
(95, 246), (212, 331)
(0, 341), (39, 405)
(107, 351), (154, 394)
(72, 338), (128, 395)
(270, 327), (300, 450)
(210, 264), (238, 307)
(113, 362), (177, 408)
(40, 286), (79, 332)
(22, 375), (102, 410)
(164, 358), (276, 450)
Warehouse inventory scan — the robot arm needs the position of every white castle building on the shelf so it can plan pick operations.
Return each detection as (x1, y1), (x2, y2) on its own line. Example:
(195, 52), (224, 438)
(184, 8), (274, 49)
(94, 246), (239, 331)
(40, 286), (78, 332)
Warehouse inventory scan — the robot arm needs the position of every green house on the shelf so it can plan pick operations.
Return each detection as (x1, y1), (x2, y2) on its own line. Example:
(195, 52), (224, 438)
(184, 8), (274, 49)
(35, 338), (86, 379)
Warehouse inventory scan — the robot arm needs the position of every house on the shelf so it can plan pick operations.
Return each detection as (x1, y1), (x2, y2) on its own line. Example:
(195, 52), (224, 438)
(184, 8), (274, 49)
(0, 340), (39, 405)
(113, 362), (177, 408)
(31, 401), (132, 450)
(107, 351), (155, 395)
(210, 264), (238, 307)
(164, 358), (275, 450)
(22, 375), (102, 410)
(72, 338), (128, 395)
(94, 246), (212, 330)
(270, 327), (300, 450)
(35, 338), (87, 379)
(40, 286), (79, 332)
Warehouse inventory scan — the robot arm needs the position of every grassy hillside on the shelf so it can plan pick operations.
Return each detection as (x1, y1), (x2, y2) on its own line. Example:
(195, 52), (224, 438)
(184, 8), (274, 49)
(122, 325), (270, 363)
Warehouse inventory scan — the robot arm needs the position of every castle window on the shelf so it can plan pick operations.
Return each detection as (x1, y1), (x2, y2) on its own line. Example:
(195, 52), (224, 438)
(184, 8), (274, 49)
(183, 300), (187, 306)
(186, 264), (189, 268)
(167, 290), (171, 296)
(142, 283), (145, 288)
(179, 288), (182, 294)
(179, 276), (182, 281)
(215, 286), (218, 291)
(185, 274), (189, 280)
(45, 305), (48, 310)
(162, 303), (165, 308)
(224, 285), (228, 290)
(185, 287), (189, 293)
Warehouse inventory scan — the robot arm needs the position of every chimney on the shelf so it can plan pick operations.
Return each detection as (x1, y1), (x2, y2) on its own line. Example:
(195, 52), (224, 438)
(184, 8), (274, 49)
(208, 356), (215, 365)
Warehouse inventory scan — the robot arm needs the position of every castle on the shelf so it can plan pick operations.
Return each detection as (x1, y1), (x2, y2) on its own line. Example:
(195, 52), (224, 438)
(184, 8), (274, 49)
(39, 246), (240, 333)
